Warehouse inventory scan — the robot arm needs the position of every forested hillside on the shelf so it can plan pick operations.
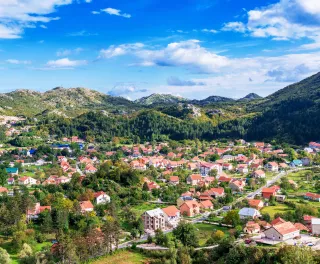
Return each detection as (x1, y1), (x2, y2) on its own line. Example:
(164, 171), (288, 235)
(5, 72), (320, 145)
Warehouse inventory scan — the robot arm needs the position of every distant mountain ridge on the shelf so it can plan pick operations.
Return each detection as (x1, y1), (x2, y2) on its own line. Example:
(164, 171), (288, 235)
(239, 93), (262, 101)
(134, 93), (187, 105)
(0, 87), (136, 117)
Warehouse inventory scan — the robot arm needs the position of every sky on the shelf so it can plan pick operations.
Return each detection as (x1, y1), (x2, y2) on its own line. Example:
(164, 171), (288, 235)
(1, 0), (320, 99)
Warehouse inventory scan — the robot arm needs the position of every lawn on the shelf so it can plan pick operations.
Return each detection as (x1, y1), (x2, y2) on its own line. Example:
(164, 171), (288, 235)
(194, 223), (230, 246)
(90, 250), (149, 264)
(261, 204), (293, 218)
(131, 203), (165, 216)
(285, 170), (317, 195)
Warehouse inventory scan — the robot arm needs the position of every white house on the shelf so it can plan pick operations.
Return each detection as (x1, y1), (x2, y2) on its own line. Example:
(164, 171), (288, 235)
(162, 206), (181, 228)
(264, 222), (300, 241)
(311, 218), (320, 235)
(238, 207), (261, 220)
(94, 191), (110, 205)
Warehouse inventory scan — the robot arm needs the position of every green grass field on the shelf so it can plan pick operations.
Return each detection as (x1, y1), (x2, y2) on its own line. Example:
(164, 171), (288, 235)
(261, 204), (293, 218)
(194, 223), (230, 246)
(90, 250), (148, 264)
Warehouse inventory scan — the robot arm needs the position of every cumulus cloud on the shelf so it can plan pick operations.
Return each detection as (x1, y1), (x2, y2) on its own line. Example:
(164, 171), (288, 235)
(267, 64), (311, 82)
(167, 76), (206, 86)
(6, 59), (31, 65)
(223, 0), (320, 47)
(93, 7), (131, 18)
(222, 22), (246, 33)
(99, 43), (144, 58)
(107, 83), (148, 96)
(99, 39), (320, 97)
(46, 58), (87, 69)
(0, 0), (90, 39)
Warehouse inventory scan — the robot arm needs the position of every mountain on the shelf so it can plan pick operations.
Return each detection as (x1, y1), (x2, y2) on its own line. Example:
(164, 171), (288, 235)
(245, 72), (320, 144)
(239, 93), (262, 101)
(0, 87), (136, 117)
(190, 95), (234, 106)
(134, 93), (187, 105)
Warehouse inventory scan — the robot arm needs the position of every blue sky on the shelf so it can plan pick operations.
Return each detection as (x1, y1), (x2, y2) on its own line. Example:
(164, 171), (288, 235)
(1, 0), (320, 99)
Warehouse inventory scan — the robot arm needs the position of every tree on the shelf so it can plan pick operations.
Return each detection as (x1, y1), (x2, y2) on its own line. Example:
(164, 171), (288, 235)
(155, 229), (169, 246)
(277, 245), (316, 264)
(211, 230), (225, 242)
(223, 210), (241, 227)
(173, 221), (198, 247)
(19, 243), (33, 259)
(55, 231), (79, 264)
(0, 168), (8, 186)
(177, 246), (191, 264)
(0, 247), (11, 264)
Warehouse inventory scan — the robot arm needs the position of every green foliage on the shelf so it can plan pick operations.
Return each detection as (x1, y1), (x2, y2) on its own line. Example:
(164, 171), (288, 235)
(173, 221), (198, 247)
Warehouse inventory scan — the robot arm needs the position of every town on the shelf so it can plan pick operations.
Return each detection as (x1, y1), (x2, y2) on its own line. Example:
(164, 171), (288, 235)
(0, 124), (320, 263)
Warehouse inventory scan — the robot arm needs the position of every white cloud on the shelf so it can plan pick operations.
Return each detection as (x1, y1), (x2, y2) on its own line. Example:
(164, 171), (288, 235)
(92, 11), (100, 15)
(99, 39), (320, 97)
(201, 29), (218, 33)
(0, 0), (90, 39)
(0, 25), (22, 39)
(40, 25), (47, 29)
(99, 43), (144, 58)
(222, 22), (246, 33)
(100, 7), (131, 18)
(6, 59), (31, 64)
(46, 58), (87, 69)
(222, 0), (320, 49)
(56, 48), (83, 56)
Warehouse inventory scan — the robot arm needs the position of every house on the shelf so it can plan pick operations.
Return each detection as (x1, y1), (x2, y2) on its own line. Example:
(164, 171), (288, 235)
(84, 164), (97, 174)
(177, 196), (194, 208)
(18, 176), (37, 185)
(279, 163), (289, 170)
(162, 206), (180, 228)
(252, 170), (266, 178)
(237, 164), (248, 174)
(303, 215), (315, 225)
(262, 186), (279, 199)
(0, 186), (8, 195)
(223, 163), (233, 170)
(305, 192), (320, 202)
(244, 221), (260, 234)
(7, 177), (15, 185)
(207, 187), (225, 198)
(146, 181), (160, 191)
(309, 142), (320, 149)
(265, 162), (279, 172)
(94, 191), (110, 205)
(199, 162), (222, 176)
(79, 201), (94, 213)
(180, 200), (200, 217)
(301, 158), (311, 166)
(290, 159), (303, 167)
(187, 174), (202, 185)
(248, 199), (264, 210)
(200, 200), (214, 210)
(169, 176), (179, 185)
(264, 222), (300, 241)
(294, 223), (309, 232)
(229, 179), (245, 192)
(142, 208), (166, 231)
(271, 217), (287, 226)
(311, 218), (320, 235)
(27, 203), (51, 220)
(6, 167), (18, 176)
(238, 207), (261, 220)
